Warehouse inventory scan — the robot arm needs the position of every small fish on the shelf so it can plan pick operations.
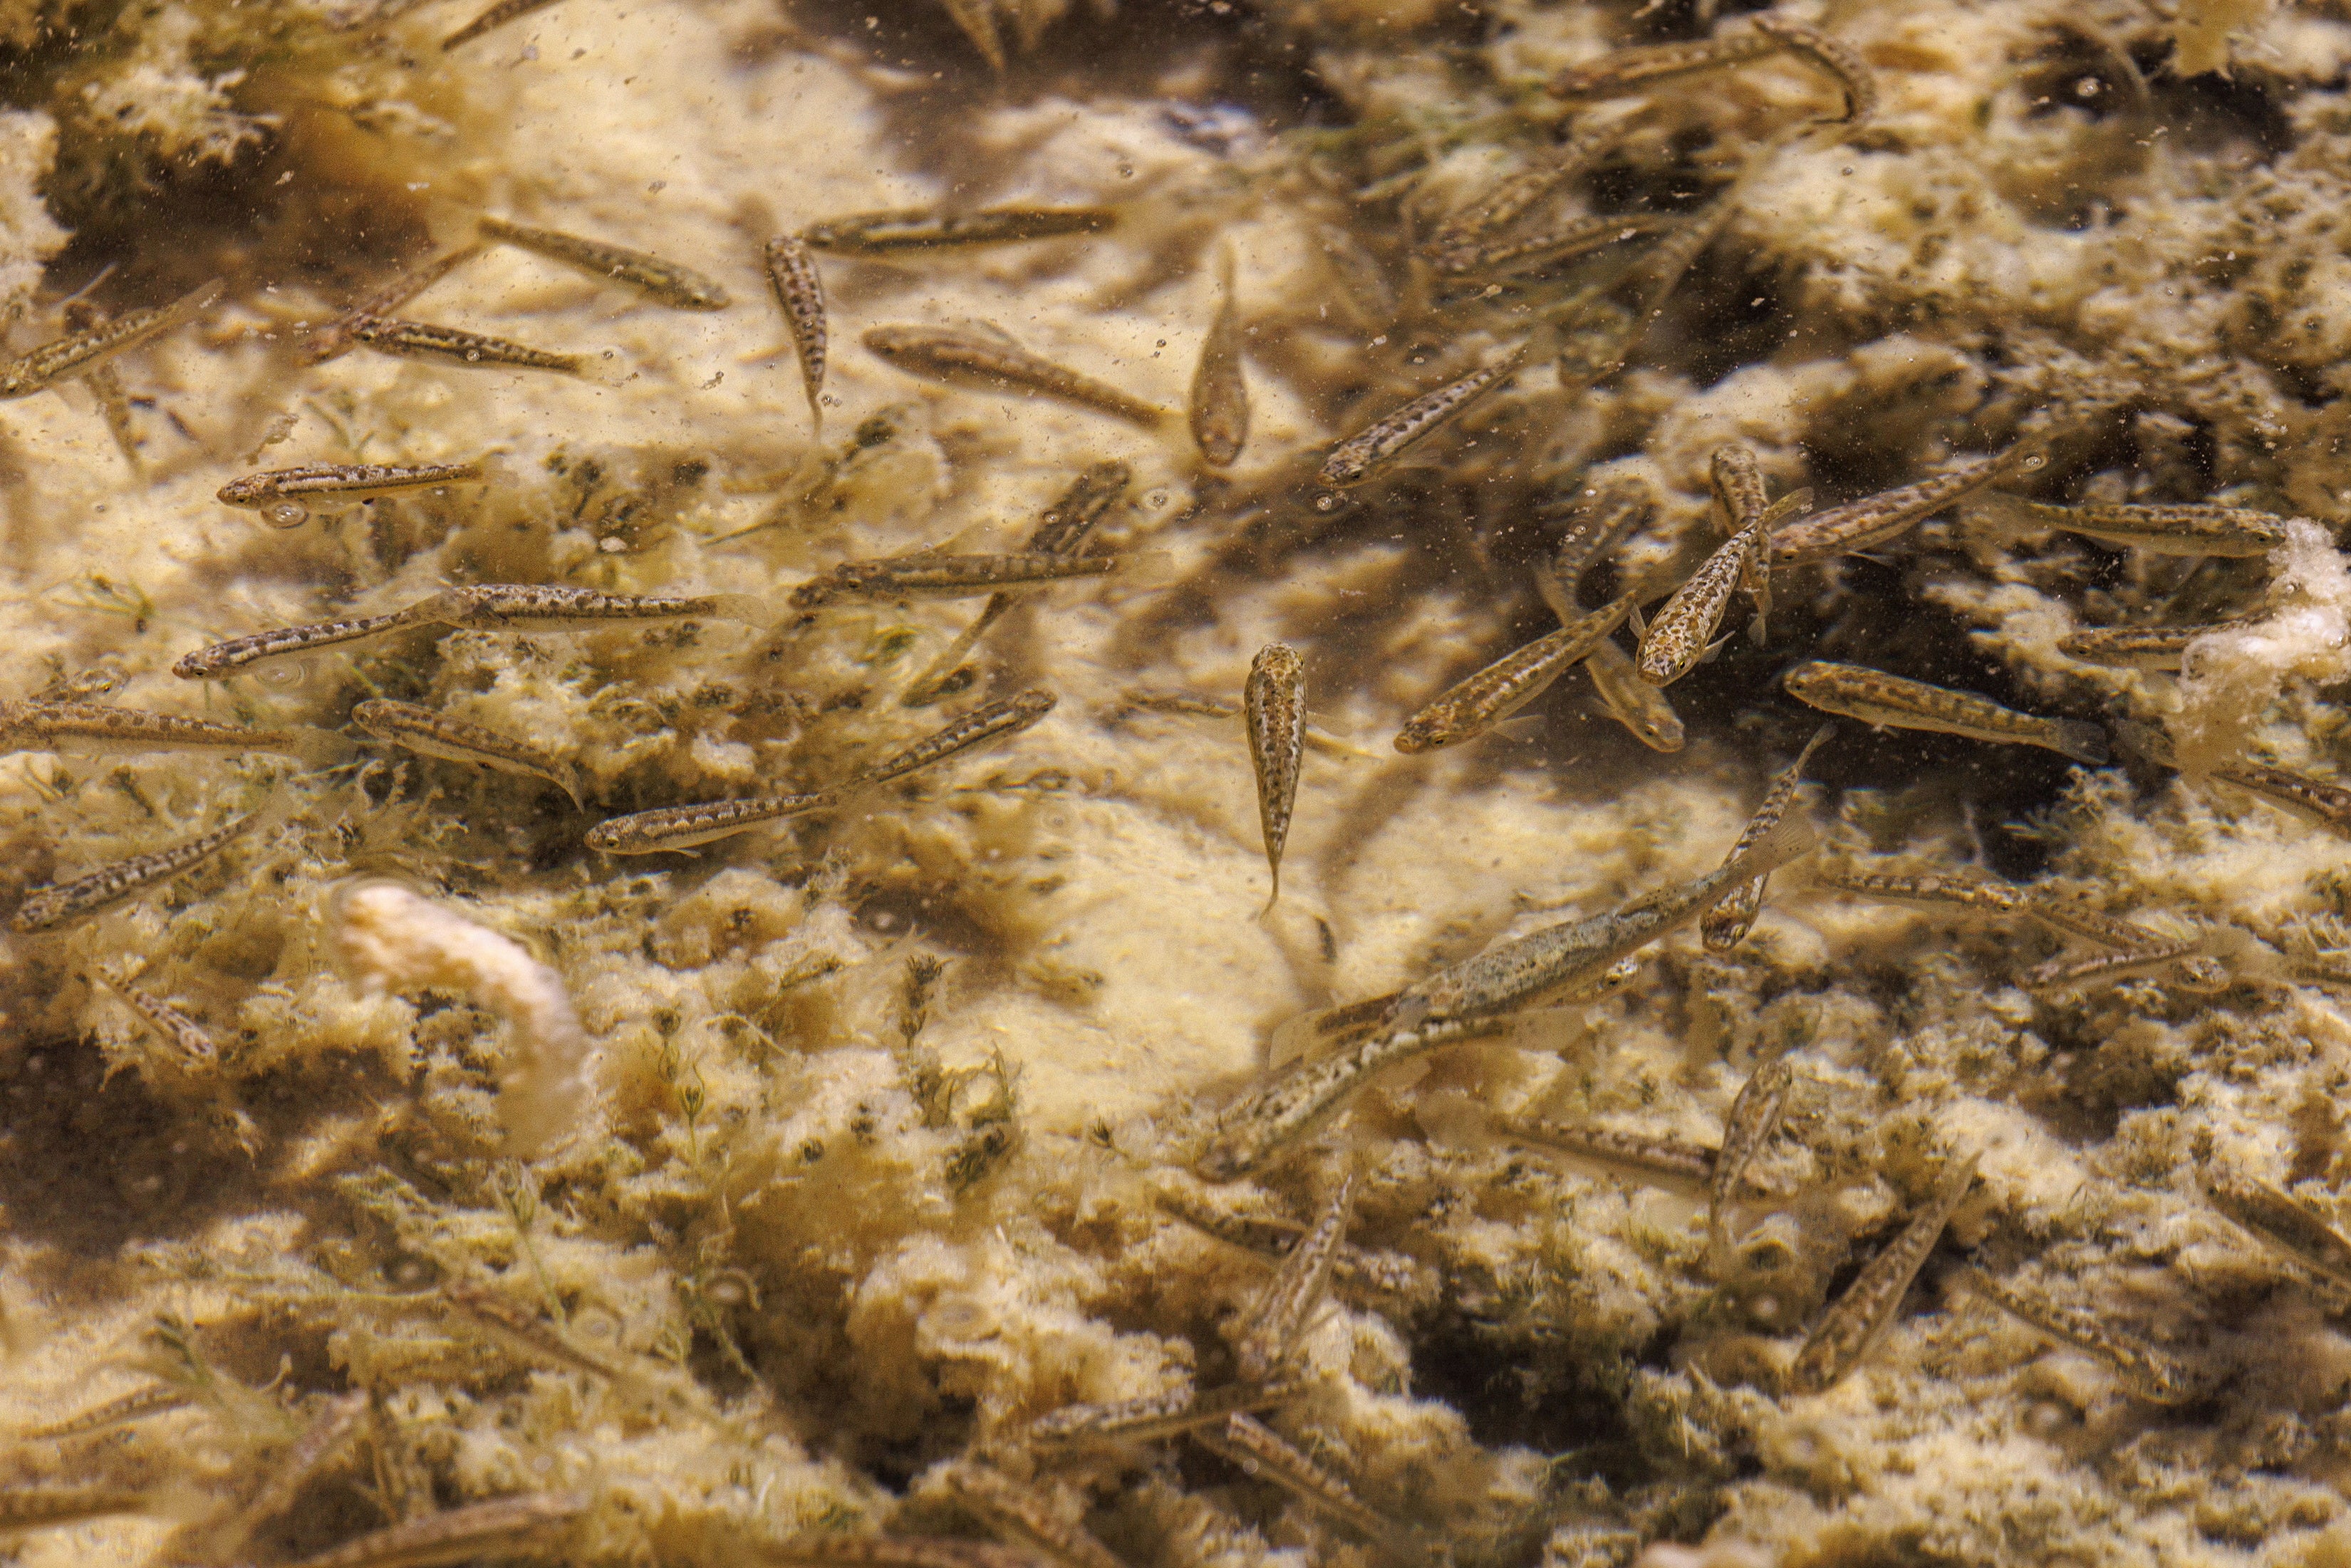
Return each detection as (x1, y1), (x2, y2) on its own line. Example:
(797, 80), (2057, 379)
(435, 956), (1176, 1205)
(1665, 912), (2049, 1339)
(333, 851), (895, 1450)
(0, 279), (223, 401)
(2019, 941), (2204, 994)
(855, 688), (1057, 788)
(61, 299), (140, 472)
(938, 1465), (1123, 1568)
(1494, 1114), (1718, 1191)
(1024, 1378), (1303, 1450)
(347, 316), (581, 376)
(1811, 866), (2024, 914)
(1700, 723), (1832, 950)
(1956, 1267), (2201, 1404)
(1148, 1179), (1416, 1297)
(1546, 30), (1782, 100)
(762, 234), (827, 427)
(1971, 495), (2285, 557)
(1709, 444), (1769, 532)
(302, 246), (488, 365)
(92, 972), (218, 1066)
(1234, 1175), (1352, 1383)
(478, 215), (730, 310)
(1193, 1413), (1419, 1552)
(16, 806), (273, 933)
(410, 583), (769, 631)
(1710, 1059), (1795, 1243)
(442, 0), (564, 48)
(2021, 893), (2177, 952)
(864, 323), (1166, 426)
(801, 207), (1116, 254)
(19, 1383), (192, 1441)
(2118, 720), (2351, 840)
(0, 1484), (152, 1534)
(1114, 690), (1373, 761)
(277, 1493), (586, 1568)
(1394, 592), (1636, 753)
(1771, 444), (2033, 566)
(1783, 660), (2107, 764)
(1268, 955), (1637, 1069)
(1431, 212), (1679, 279)
(352, 699), (581, 806)
(1198, 814), (1814, 1181)
(1245, 645), (1307, 913)
(1422, 120), (1616, 269)
(0, 700), (321, 761)
(219, 461), (485, 530)
(1750, 14), (1878, 122)
(2055, 620), (2258, 670)
(173, 612), (420, 681)
(1582, 635), (1686, 752)
(1190, 246), (1249, 468)
(794, 551), (1129, 609)
(445, 1280), (633, 1383)
(212, 1392), (373, 1554)
(1635, 490), (1806, 687)
(1540, 482), (1655, 606)
(1319, 345), (1527, 488)
(585, 791), (836, 856)
(1785, 1151), (1978, 1396)
(2206, 1171), (2351, 1292)
(901, 462), (1131, 707)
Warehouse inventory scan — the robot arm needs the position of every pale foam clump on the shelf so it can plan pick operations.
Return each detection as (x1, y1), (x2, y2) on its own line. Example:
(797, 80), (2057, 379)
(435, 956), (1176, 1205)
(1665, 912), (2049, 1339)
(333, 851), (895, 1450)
(328, 879), (593, 1157)
(2172, 519), (2351, 772)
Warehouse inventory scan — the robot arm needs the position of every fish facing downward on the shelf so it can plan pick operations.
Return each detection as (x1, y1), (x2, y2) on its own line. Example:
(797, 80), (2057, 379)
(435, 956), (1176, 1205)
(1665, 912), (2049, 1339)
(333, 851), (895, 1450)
(1244, 644), (1307, 913)
(1782, 660), (2107, 765)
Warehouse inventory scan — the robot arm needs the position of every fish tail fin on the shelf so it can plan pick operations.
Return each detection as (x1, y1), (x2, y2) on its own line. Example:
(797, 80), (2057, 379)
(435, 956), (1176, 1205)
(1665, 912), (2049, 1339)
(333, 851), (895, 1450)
(2051, 720), (2110, 767)
(708, 593), (775, 630)
(291, 727), (359, 769)
(1116, 550), (1183, 590)
(1728, 811), (1818, 883)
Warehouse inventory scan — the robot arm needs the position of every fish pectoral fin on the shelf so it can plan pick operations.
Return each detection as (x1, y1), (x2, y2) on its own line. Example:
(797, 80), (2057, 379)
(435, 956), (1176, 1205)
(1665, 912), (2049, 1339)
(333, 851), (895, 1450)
(1698, 633), (1735, 666)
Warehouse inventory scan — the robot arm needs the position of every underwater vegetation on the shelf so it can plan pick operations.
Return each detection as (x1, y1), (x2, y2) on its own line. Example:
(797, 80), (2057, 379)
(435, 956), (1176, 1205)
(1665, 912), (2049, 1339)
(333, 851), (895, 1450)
(17, 0), (2351, 1564)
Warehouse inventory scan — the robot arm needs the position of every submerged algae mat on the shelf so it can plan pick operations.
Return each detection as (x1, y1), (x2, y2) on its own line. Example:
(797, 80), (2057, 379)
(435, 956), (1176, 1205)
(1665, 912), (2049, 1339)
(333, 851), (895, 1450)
(14, 0), (2351, 1563)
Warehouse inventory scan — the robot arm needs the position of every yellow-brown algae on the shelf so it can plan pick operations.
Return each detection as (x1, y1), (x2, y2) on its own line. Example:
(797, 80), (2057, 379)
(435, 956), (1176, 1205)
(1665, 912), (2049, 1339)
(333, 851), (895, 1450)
(801, 207), (1116, 254)
(1974, 496), (2286, 556)
(91, 971), (218, 1066)
(276, 1493), (586, 1568)
(301, 246), (487, 365)
(16, 807), (273, 933)
(352, 699), (581, 806)
(346, 316), (582, 376)
(1783, 660), (2108, 764)
(794, 551), (1125, 609)
(1785, 1152), (1979, 1396)
(172, 612), (421, 681)
(214, 1391), (372, 1552)
(0, 699), (318, 760)
(0, 1485), (152, 1534)
(478, 215), (730, 310)
(442, 0), (564, 48)
(1710, 1058), (1795, 1244)
(18, 1382), (190, 1440)
(586, 791), (836, 856)
(901, 462), (1131, 707)
(767, 1538), (1064, 1568)
(853, 688), (1057, 788)
(1955, 1267), (2201, 1404)
(1198, 814), (1814, 1181)
(1023, 1378), (1304, 1450)
(1235, 1175), (1352, 1383)
(1493, 1114), (1718, 1191)
(1244, 644), (1306, 912)
(863, 324), (1166, 426)
(1191, 1413), (1418, 1551)
(938, 1465), (1124, 1568)
(1810, 866), (2025, 914)
(2205, 1172), (2351, 1292)
(1318, 344), (1527, 488)
(218, 460), (485, 530)
(0, 278), (222, 400)
(1701, 722), (1832, 951)
(1580, 635), (1686, 753)
(1394, 591), (1635, 753)
(1190, 246), (1248, 469)
(1770, 445), (2033, 566)
(2056, 620), (2261, 670)
(763, 234), (828, 427)
(411, 583), (769, 631)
